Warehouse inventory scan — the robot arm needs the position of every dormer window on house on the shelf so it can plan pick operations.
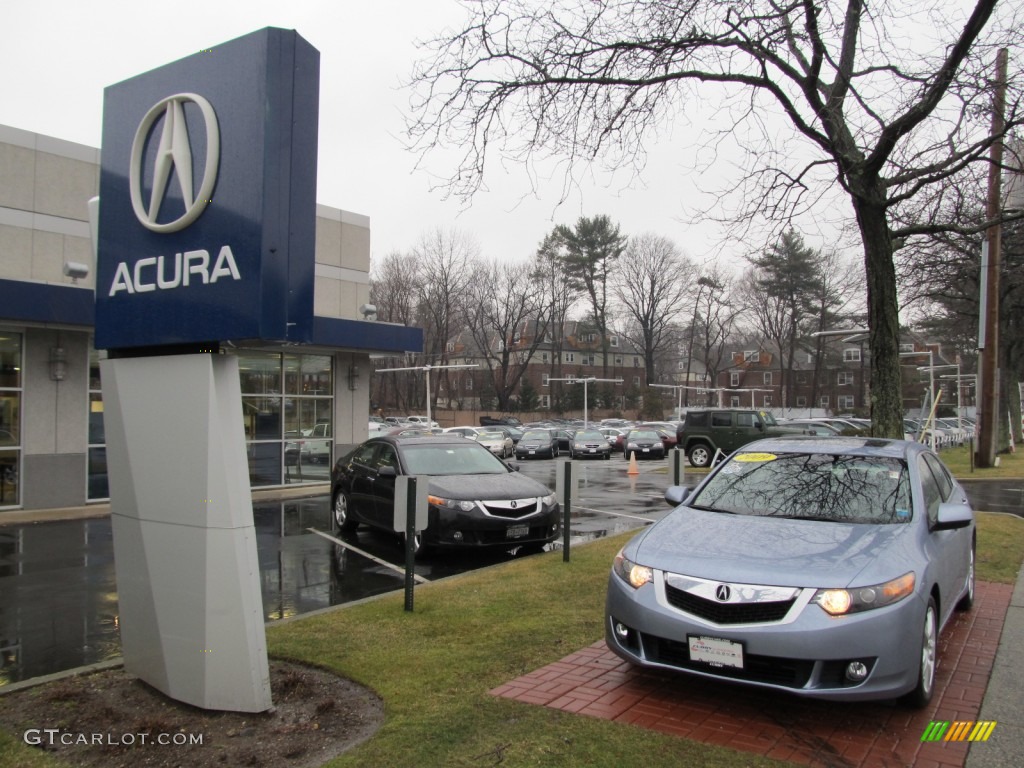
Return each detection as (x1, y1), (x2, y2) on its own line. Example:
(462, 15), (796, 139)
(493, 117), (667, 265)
(743, 350), (759, 363)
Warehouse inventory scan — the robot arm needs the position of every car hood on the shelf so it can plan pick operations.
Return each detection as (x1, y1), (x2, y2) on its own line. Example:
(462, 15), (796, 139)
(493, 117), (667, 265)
(427, 473), (551, 501)
(630, 508), (915, 588)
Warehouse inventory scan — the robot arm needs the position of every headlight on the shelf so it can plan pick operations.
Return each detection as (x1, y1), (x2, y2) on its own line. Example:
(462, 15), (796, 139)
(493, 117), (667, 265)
(612, 547), (653, 589)
(541, 492), (557, 507)
(427, 495), (476, 512)
(813, 572), (915, 616)
(626, 441), (638, 449)
(573, 442), (584, 450)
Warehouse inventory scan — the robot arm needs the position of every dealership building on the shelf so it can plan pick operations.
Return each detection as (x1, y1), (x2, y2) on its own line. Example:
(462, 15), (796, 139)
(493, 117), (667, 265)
(0, 122), (420, 513)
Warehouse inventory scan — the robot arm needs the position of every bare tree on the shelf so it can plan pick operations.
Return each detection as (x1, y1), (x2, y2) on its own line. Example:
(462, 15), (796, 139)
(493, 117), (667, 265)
(465, 259), (549, 410)
(692, 265), (741, 406)
(406, 0), (1024, 437)
(413, 228), (477, 411)
(370, 250), (421, 413)
(614, 233), (694, 383)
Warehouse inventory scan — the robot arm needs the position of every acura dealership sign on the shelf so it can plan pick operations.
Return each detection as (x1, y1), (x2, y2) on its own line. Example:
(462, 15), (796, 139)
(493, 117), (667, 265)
(96, 28), (319, 350)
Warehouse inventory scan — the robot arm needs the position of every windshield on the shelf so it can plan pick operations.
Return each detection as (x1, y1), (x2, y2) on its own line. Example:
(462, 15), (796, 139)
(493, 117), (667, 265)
(759, 410), (777, 426)
(629, 430), (659, 440)
(476, 431), (505, 440)
(691, 452), (912, 524)
(401, 443), (509, 476)
(521, 430), (550, 440)
(575, 430), (604, 441)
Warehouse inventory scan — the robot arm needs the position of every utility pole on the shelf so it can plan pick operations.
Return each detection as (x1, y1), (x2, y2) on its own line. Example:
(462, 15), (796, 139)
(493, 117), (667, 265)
(977, 48), (1008, 468)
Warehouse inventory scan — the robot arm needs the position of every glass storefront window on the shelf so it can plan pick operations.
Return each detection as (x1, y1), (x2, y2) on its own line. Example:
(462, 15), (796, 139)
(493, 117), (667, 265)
(87, 348), (108, 502)
(238, 353), (283, 395)
(236, 352), (334, 487)
(80, 348), (332, 495)
(284, 354), (331, 396)
(0, 332), (21, 508)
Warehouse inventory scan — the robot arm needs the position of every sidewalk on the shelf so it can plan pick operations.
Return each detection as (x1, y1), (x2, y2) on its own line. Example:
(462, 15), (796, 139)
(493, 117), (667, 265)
(965, 567), (1024, 767)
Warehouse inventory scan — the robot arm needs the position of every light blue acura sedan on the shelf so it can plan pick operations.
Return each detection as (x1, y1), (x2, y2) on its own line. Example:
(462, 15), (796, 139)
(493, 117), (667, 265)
(605, 436), (975, 707)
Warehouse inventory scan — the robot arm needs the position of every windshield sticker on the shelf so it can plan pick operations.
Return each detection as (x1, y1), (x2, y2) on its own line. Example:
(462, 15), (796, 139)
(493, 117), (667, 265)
(734, 452), (778, 463)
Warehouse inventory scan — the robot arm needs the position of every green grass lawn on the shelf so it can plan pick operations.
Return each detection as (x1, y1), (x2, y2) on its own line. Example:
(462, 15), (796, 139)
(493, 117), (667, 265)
(267, 506), (1024, 767)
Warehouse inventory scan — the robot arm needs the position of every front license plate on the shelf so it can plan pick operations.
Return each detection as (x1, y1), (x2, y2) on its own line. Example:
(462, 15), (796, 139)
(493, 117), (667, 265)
(588, 448), (596, 453)
(506, 525), (529, 539)
(688, 635), (744, 669)
(528, 450), (536, 454)
(642, 447), (650, 453)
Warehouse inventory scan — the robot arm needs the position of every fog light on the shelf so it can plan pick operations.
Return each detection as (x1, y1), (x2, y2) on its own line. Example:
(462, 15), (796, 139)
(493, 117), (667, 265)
(614, 621), (631, 640)
(453, 531), (464, 542)
(845, 661), (869, 682)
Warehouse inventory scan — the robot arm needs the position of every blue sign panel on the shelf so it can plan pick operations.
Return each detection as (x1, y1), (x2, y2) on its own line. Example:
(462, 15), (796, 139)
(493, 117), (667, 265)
(95, 28), (319, 350)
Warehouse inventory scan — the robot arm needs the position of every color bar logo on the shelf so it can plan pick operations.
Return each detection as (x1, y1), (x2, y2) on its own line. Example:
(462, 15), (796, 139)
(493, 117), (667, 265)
(921, 721), (997, 742)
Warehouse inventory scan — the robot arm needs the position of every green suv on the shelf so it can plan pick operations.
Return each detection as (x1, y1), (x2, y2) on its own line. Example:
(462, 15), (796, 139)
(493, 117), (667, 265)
(676, 409), (805, 467)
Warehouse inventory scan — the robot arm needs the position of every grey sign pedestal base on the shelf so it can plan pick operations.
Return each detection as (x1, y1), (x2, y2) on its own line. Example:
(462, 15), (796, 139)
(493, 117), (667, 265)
(101, 353), (272, 712)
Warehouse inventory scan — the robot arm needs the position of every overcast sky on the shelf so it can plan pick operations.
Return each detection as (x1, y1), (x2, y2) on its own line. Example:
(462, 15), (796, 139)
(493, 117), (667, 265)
(3, 0), (848, 270)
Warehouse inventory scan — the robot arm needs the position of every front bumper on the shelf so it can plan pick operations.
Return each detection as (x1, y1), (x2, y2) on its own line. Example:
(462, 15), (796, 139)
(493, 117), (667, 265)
(605, 569), (927, 702)
(423, 501), (561, 549)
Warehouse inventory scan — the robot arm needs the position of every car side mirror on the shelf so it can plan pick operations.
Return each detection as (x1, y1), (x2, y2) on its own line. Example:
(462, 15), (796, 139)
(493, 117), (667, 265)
(934, 501), (973, 531)
(664, 486), (692, 507)
(377, 466), (397, 477)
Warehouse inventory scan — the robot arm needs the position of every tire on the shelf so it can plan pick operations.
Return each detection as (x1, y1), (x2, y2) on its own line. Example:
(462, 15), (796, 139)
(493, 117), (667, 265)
(903, 597), (938, 708)
(333, 491), (358, 533)
(688, 443), (712, 468)
(552, 445), (559, 458)
(956, 543), (976, 611)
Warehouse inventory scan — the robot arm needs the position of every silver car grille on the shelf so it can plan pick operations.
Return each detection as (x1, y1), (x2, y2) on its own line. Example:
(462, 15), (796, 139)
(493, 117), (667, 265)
(663, 573), (804, 625)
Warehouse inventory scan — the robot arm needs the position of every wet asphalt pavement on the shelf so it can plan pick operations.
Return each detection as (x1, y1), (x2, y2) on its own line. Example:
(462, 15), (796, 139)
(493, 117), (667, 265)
(0, 458), (675, 685)
(0, 459), (1020, 686)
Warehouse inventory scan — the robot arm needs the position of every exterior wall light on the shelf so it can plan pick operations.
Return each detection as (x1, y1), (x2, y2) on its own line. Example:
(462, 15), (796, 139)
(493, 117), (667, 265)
(49, 347), (68, 381)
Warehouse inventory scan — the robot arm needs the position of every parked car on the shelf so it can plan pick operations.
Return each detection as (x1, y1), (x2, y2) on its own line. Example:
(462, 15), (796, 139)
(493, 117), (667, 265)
(331, 435), (560, 555)
(606, 436), (975, 706)
(480, 415), (523, 427)
(598, 427), (627, 451)
(405, 415), (440, 428)
(514, 428), (561, 460)
(676, 409), (805, 468)
(474, 429), (515, 458)
(622, 428), (666, 460)
(568, 429), (613, 460)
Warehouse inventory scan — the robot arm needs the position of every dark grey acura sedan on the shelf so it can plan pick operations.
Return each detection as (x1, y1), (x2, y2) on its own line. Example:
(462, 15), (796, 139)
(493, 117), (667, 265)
(331, 435), (560, 556)
(606, 436), (975, 707)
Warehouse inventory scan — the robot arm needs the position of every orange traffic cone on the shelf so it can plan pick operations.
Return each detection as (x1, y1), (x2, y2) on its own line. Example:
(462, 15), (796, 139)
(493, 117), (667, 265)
(627, 452), (640, 476)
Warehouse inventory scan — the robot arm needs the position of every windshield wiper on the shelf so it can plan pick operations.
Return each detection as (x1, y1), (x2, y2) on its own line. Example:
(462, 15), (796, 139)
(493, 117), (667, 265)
(687, 504), (737, 514)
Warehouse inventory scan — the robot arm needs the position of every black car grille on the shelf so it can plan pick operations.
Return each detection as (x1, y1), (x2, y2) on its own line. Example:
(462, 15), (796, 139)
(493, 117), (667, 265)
(665, 585), (796, 625)
(644, 634), (813, 688)
(481, 499), (539, 519)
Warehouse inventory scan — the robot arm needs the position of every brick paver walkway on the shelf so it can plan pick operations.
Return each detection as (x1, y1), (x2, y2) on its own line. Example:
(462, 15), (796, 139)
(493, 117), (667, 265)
(491, 581), (1012, 768)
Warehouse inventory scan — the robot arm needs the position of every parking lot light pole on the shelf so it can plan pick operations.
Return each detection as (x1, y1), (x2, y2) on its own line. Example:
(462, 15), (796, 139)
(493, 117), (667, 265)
(650, 383), (684, 418)
(547, 377), (623, 428)
(375, 363), (479, 425)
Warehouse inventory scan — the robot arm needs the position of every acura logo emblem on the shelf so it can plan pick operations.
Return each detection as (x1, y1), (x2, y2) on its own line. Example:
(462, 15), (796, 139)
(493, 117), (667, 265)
(715, 584), (732, 602)
(130, 93), (220, 233)
(510, 500), (518, 509)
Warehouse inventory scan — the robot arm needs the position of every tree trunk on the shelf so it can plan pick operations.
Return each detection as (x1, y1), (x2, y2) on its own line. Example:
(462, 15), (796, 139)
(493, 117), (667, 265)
(851, 196), (904, 438)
